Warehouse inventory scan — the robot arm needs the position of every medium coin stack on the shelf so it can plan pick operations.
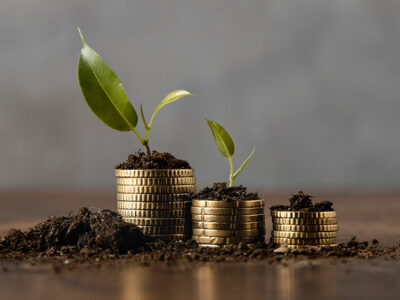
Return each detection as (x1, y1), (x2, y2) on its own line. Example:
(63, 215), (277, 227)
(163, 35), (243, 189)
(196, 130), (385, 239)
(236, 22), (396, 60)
(116, 169), (196, 242)
(270, 210), (338, 248)
(191, 199), (265, 247)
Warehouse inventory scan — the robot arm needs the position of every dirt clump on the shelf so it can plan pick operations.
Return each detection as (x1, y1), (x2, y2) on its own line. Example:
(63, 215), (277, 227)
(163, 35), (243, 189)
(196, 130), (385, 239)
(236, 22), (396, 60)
(115, 150), (191, 170)
(192, 182), (259, 201)
(270, 191), (333, 212)
(0, 208), (147, 256)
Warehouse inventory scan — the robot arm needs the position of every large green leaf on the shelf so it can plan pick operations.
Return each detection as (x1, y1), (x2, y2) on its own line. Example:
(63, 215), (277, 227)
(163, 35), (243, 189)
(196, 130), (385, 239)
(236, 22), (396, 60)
(206, 119), (235, 158)
(77, 28), (138, 131)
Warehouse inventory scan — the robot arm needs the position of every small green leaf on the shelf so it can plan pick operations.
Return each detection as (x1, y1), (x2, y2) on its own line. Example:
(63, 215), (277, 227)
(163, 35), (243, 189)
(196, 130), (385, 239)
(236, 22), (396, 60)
(233, 147), (255, 180)
(154, 90), (195, 114)
(77, 28), (138, 131)
(206, 119), (235, 158)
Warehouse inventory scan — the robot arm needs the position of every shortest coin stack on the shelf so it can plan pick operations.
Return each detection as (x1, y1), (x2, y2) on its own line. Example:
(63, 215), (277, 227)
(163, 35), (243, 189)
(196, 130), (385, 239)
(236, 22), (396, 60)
(270, 210), (338, 248)
(191, 199), (265, 247)
(116, 169), (196, 242)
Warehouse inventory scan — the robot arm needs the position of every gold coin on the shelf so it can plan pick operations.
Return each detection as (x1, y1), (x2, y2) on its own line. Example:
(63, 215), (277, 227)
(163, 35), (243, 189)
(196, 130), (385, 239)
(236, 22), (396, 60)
(192, 199), (264, 208)
(121, 217), (184, 226)
(192, 228), (264, 237)
(115, 169), (194, 178)
(117, 193), (188, 202)
(272, 237), (336, 245)
(272, 231), (337, 239)
(192, 221), (265, 230)
(151, 234), (185, 241)
(117, 201), (185, 210)
(272, 217), (337, 225)
(191, 206), (264, 216)
(192, 214), (265, 223)
(286, 244), (337, 249)
(273, 224), (338, 232)
(116, 177), (196, 186)
(137, 225), (185, 234)
(197, 243), (259, 248)
(270, 210), (336, 218)
(118, 209), (184, 218)
(117, 185), (196, 194)
(192, 235), (264, 245)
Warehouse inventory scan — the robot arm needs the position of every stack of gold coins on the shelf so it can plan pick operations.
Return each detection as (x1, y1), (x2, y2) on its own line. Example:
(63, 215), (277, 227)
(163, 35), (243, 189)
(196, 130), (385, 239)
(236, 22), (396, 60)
(271, 210), (338, 248)
(191, 199), (265, 247)
(115, 169), (196, 242)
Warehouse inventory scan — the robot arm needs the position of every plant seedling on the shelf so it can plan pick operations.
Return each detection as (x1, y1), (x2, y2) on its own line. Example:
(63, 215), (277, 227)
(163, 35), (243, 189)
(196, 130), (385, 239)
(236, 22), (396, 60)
(206, 119), (255, 187)
(77, 28), (195, 156)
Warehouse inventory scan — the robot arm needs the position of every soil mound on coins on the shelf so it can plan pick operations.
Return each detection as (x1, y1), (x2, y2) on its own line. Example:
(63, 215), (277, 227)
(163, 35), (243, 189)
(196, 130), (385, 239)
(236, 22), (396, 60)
(116, 150), (191, 170)
(192, 182), (259, 201)
(270, 191), (334, 212)
(0, 208), (147, 256)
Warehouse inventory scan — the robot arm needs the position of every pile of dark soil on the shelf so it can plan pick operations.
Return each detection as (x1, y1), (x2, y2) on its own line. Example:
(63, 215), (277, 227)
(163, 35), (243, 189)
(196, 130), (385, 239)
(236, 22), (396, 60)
(115, 150), (191, 170)
(192, 182), (259, 201)
(0, 208), (147, 257)
(270, 191), (334, 211)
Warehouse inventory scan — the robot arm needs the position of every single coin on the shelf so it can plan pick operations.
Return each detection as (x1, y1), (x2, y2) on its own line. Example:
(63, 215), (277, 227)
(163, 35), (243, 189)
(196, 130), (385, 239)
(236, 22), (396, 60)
(197, 243), (259, 248)
(192, 235), (264, 245)
(151, 234), (185, 241)
(272, 231), (337, 239)
(192, 221), (265, 230)
(117, 201), (185, 210)
(117, 185), (196, 194)
(272, 237), (336, 245)
(191, 206), (264, 216)
(192, 199), (264, 208)
(192, 228), (264, 237)
(273, 224), (338, 232)
(117, 177), (196, 186)
(118, 209), (184, 218)
(137, 225), (185, 234)
(270, 210), (336, 218)
(192, 214), (265, 223)
(286, 244), (338, 249)
(121, 217), (184, 226)
(117, 193), (188, 202)
(115, 169), (194, 178)
(272, 217), (337, 225)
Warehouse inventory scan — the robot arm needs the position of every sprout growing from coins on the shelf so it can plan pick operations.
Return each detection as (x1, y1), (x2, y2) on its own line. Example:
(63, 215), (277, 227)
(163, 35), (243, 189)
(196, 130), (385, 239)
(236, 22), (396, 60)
(206, 119), (255, 187)
(77, 28), (195, 156)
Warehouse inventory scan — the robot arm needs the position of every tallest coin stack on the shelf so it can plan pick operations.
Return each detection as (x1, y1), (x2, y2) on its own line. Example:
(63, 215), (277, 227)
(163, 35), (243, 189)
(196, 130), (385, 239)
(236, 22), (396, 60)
(115, 169), (196, 241)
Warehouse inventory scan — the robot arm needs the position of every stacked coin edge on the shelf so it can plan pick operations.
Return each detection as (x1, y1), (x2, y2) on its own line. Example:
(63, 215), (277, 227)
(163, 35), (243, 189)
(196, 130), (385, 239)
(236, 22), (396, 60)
(270, 210), (338, 248)
(191, 199), (265, 247)
(115, 169), (196, 241)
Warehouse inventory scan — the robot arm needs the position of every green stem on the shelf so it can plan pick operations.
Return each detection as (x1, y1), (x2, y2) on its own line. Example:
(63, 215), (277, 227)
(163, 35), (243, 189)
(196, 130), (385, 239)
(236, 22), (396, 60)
(228, 156), (234, 187)
(132, 128), (151, 156)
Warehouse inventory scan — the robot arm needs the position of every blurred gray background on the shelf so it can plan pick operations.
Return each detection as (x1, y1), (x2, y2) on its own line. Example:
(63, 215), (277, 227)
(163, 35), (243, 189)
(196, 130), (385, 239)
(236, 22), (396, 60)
(1, 0), (400, 190)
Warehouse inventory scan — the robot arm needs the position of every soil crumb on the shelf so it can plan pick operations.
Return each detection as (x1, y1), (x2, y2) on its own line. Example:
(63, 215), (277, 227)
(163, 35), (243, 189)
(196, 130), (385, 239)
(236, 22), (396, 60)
(0, 208), (147, 256)
(270, 191), (333, 212)
(115, 150), (191, 170)
(192, 182), (259, 201)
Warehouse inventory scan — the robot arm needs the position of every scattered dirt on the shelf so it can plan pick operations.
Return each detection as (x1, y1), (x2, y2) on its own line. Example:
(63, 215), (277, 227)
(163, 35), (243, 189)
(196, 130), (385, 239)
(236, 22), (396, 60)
(115, 150), (191, 170)
(0, 208), (398, 267)
(192, 182), (259, 201)
(0, 208), (148, 257)
(270, 191), (334, 211)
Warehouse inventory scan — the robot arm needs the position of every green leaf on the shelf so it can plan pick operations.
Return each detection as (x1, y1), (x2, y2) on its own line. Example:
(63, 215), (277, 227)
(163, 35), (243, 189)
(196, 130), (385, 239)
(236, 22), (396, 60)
(153, 90), (195, 114)
(77, 28), (138, 131)
(206, 119), (235, 158)
(233, 147), (255, 180)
